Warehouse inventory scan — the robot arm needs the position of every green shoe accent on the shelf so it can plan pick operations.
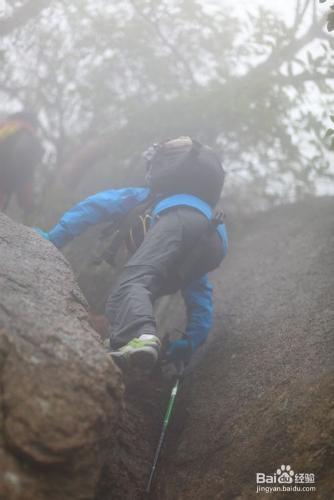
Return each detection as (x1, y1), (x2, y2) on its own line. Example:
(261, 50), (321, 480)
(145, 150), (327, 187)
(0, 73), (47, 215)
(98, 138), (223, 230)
(110, 335), (161, 370)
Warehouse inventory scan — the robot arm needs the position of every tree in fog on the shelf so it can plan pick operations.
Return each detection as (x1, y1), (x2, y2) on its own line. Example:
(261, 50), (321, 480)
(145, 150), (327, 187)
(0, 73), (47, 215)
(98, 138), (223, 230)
(1, 0), (333, 211)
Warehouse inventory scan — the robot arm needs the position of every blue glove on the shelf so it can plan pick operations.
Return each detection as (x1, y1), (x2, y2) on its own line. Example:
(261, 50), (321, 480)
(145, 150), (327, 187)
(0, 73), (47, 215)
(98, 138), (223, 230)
(165, 339), (192, 364)
(33, 227), (50, 241)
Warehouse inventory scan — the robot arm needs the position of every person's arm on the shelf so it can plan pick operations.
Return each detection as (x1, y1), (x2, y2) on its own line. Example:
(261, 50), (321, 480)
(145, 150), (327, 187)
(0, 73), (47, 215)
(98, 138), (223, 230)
(182, 274), (214, 351)
(47, 187), (151, 248)
(166, 275), (213, 363)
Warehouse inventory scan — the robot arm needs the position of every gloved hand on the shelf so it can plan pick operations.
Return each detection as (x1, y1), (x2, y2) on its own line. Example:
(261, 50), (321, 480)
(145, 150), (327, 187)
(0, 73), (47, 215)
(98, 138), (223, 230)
(33, 227), (50, 241)
(165, 339), (192, 365)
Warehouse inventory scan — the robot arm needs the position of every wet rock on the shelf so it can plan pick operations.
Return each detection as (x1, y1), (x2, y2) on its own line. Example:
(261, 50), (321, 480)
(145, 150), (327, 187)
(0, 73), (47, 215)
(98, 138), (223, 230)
(157, 197), (334, 499)
(0, 213), (124, 500)
(2, 195), (333, 500)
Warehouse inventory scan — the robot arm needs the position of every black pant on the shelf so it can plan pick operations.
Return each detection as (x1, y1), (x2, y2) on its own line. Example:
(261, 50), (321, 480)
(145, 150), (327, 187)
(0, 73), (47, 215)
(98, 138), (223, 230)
(105, 207), (223, 348)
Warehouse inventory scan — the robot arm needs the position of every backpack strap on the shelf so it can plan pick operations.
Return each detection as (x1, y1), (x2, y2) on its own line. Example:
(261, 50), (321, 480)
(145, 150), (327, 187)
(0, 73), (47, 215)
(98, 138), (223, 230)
(152, 193), (213, 220)
(98, 192), (158, 265)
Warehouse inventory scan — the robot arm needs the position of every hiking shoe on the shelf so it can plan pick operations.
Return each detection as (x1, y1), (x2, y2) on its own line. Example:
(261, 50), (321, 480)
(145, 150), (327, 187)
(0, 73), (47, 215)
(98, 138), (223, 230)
(110, 334), (161, 371)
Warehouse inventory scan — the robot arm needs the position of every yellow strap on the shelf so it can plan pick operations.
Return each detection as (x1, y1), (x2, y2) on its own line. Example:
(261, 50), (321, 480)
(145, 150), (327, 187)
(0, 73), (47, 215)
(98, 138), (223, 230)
(128, 214), (153, 253)
(143, 214), (152, 233)
(0, 122), (21, 141)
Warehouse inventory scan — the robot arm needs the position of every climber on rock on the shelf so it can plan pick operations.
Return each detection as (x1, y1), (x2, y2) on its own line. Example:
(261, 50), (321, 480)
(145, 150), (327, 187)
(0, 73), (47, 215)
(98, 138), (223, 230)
(36, 137), (228, 370)
(0, 110), (43, 213)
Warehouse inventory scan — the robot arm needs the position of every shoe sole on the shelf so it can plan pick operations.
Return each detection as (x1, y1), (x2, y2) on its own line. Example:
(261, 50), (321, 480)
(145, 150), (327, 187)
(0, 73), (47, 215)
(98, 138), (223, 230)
(130, 349), (157, 370)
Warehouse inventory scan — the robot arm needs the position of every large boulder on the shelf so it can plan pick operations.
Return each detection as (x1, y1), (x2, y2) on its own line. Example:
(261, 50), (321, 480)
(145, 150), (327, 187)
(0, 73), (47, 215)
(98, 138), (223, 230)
(1, 196), (333, 500)
(0, 213), (124, 500)
(156, 197), (334, 499)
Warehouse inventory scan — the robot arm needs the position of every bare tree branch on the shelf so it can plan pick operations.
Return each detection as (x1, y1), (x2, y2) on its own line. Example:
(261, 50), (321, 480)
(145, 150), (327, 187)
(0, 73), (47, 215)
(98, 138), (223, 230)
(293, 0), (302, 31)
(278, 71), (334, 85)
(292, 0), (313, 33)
(0, 0), (53, 37)
(129, 0), (198, 88)
(253, 13), (327, 78)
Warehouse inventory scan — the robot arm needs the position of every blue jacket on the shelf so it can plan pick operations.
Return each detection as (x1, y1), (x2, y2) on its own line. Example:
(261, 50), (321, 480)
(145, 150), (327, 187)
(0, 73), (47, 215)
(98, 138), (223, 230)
(48, 187), (228, 352)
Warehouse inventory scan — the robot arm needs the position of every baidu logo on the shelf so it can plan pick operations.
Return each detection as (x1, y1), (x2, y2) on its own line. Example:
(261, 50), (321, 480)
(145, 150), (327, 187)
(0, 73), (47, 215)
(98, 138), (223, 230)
(256, 464), (294, 485)
(276, 464), (294, 483)
(256, 464), (316, 494)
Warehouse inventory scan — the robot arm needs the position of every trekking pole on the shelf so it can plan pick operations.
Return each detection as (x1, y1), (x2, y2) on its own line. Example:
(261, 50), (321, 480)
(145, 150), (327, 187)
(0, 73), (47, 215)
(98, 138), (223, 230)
(145, 364), (184, 497)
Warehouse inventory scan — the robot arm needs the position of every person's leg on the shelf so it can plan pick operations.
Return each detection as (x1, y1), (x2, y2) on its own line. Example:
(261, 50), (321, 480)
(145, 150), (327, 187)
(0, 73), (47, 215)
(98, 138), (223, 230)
(105, 207), (220, 368)
(105, 209), (184, 349)
(106, 266), (161, 349)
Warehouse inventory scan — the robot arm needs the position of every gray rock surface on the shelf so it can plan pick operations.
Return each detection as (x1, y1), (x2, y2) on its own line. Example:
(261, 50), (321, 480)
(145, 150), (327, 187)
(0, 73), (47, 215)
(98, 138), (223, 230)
(1, 196), (333, 500)
(157, 197), (334, 499)
(0, 213), (124, 500)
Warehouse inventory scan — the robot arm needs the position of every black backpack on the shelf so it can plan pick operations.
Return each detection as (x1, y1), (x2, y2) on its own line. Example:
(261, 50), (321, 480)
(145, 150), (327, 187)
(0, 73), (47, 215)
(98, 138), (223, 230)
(146, 137), (225, 208)
(94, 192), (158, 266)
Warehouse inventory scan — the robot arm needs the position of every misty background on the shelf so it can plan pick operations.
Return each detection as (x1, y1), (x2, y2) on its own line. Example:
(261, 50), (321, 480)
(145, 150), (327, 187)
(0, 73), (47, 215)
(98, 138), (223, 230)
(1, 0), (333, 213)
